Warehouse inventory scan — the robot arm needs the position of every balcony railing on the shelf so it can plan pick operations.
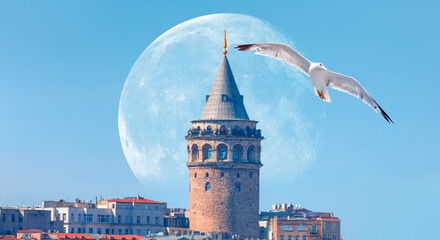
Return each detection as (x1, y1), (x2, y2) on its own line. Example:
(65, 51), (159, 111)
(186, 127), (263, 139)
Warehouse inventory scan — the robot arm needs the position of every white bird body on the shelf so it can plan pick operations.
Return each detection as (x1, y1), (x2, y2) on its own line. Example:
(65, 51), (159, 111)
(235, 43), (393, 123)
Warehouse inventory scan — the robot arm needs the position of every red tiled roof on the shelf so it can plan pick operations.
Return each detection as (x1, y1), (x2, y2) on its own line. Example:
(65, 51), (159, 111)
(58, 233), (95, 239)
(107, 198), (162, 204)
(17, 230), (43, 234)
(0, 236), (16, 240)
(310, 217), (340, 221)
(103, 235), (144, 240)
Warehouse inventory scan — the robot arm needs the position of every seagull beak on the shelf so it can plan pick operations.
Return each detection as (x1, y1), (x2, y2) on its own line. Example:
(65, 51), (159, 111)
(323, 67), (327, 70)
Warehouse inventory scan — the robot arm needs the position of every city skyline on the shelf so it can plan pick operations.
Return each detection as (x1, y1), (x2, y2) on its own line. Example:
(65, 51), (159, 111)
(1, 1), (439, 240)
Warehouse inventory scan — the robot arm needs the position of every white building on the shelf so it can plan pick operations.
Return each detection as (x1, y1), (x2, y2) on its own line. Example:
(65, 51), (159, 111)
(42, 196), (166, 236)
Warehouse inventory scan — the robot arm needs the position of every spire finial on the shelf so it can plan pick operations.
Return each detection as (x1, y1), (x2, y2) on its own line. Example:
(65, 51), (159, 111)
(223, 30), (227, 55)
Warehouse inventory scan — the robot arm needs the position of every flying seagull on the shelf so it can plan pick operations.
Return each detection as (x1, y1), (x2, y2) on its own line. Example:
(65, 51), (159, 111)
(235, 43), (393, 123)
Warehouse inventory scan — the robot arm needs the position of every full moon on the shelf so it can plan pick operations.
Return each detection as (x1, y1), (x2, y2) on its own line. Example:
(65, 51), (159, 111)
(119, 13), (324, 188)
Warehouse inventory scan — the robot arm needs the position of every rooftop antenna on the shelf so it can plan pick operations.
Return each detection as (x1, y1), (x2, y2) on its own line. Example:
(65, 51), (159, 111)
(223, 30), (228, 56)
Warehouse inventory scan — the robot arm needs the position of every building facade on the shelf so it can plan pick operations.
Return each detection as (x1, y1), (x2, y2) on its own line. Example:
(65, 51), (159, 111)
(42, 196), (166, 236)
(261, 204), (341, 240)
(186, 36), (263, 239)
(0, 207), (62, 235)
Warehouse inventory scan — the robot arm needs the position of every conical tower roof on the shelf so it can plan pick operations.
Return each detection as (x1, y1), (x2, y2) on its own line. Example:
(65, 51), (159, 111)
(199, 56), (249, 120)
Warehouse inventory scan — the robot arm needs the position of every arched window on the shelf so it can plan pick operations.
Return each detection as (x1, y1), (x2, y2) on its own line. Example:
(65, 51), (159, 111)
(191, 144), (198, 161)
(217, 144), (228, 160)
(206, 172), (209, 178)
(233, 144), (243, 161)
(202, 144), (212, 160)
(247, 145), (255, 162)
(194, 173), (197, 178)
(219, 125), (227, 135)
(207, 126), (212, 131)
(205, 182), (211, 191)
(235, 183), (241, 192)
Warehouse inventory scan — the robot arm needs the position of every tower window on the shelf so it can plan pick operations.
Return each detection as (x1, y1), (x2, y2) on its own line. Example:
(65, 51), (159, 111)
(247, 145), (255, 162)
(208, 147), (212, 159)
(203, 144), (213, 160)
(205, 182), (211, 191)
(219, 148), (227, 159)
(235, 183), (241, 192)
(217, 144), (228, 160)
(206, 172), (209, 178)
(194, 173), (197, 178)
(221, 94), (227, 102)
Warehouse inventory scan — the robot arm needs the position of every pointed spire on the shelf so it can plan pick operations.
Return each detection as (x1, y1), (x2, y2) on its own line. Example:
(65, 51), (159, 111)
(199, 56), (249, 120)
(223, 30), (228, 56)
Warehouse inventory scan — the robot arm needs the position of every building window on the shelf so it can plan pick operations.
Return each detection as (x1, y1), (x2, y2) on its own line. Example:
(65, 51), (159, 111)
(194, 173), (197, 178)
(191, 144), (198, 161)
(78, 214), (81, 222)
(221, 172), (224, 178)
(118, 229), (122, 235)
(71, 228), (74, 233)
(18, 214), (22, 223)
(236, 173), (240, 178)
(250, 173), (253, 178)
(111, 229), (114, 234)
(78, 228), (81, 233)
(146, 216), (150, 224)
(11, 214), (15, 222)
(137, 216), (140, 224)
(303, 236), (307, 240)
(97, 228), (102, 234)
(221, 94), (227, 102)
(313, 238), (317, 240)
(208, 147), (212, 159)
(155, 217), (159, 225)
(332, 234), (337, 240)
(217, 144), (228, 160)
(295, 236), (299, 240)
(106, 229), (110, 234)
(2, 213), (5, 222)
(86, 214), (93, 222)
(205, 182), (211, 191)
(206, 172), (209, 178)
(280, 235), (285, 240)
(89, 228), (93, 234)
(125, 229), (129, 234)
(203, 144), (213, 160)
(312, 225), (317, 233)
(207, 126), (212, 131)
(233, 144), (243, 161)
(323, 234), (327, 240)
(288, 236), (292, 240)
(247, 146), (255, 161)
(235, 183), (241, 192)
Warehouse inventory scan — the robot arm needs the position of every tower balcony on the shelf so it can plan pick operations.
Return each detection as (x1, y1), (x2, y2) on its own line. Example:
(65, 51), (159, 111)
(186, 126), (263, 140)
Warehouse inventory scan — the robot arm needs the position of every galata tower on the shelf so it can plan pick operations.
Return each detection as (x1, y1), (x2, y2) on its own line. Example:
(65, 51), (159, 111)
(186, 32), (263, 239)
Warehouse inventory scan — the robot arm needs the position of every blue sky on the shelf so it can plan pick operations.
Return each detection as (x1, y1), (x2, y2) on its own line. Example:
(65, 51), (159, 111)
(1, 1), (439, 240)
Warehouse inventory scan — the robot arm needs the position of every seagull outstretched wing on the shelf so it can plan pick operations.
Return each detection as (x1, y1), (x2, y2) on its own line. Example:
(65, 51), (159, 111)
(235, 43), (311, 76)
(324, 70), (393, 123)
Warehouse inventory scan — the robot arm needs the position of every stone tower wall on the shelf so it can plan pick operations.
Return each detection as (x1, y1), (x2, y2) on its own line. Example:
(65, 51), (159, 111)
(188, 164), (260, 238)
